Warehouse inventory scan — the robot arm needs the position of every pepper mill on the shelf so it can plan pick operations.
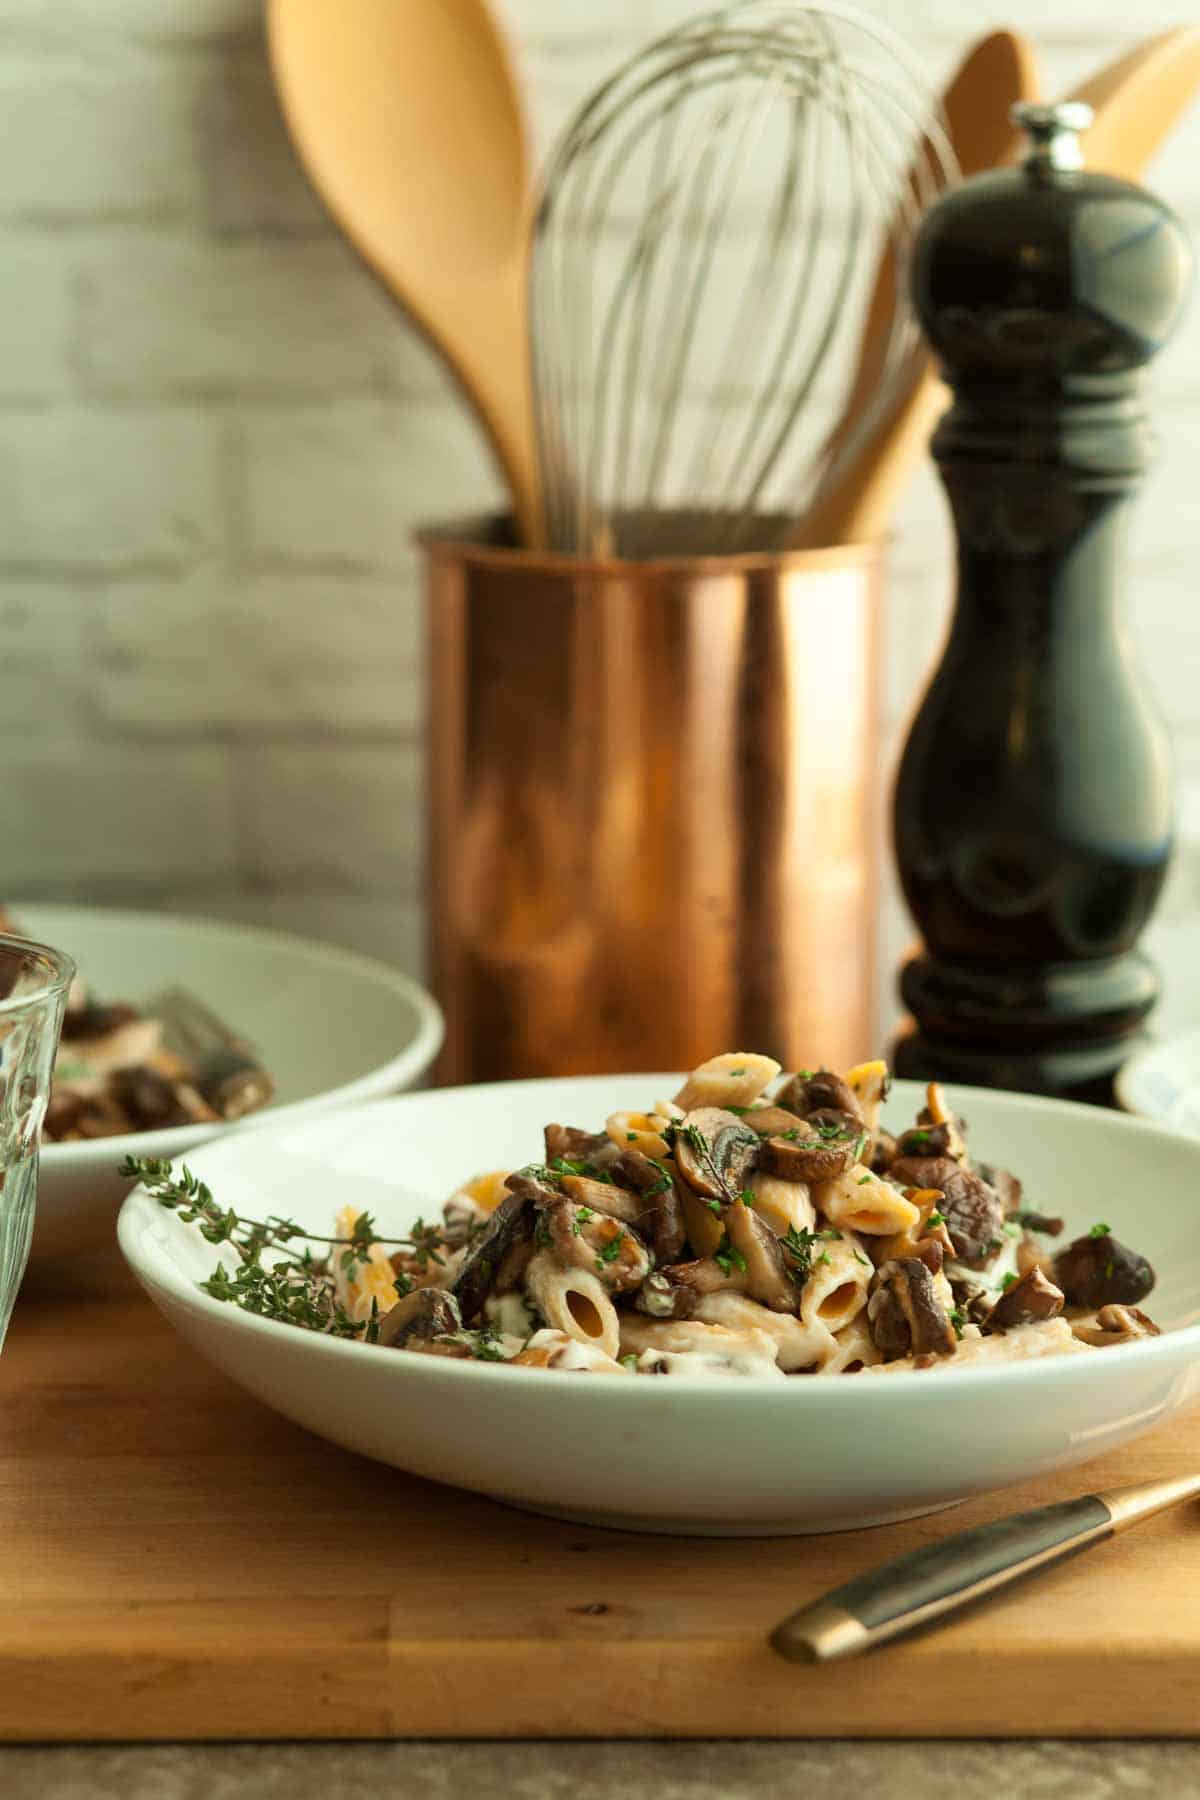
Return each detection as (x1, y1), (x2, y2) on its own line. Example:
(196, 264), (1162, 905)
(893, 102), (1193, 1102)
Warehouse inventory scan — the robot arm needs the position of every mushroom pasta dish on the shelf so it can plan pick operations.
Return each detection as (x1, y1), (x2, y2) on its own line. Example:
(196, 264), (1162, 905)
(137, 1052), (1160, 1375)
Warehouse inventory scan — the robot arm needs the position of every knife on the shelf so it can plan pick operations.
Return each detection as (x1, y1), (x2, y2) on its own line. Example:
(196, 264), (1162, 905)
(770, 1473), (1200, 1663)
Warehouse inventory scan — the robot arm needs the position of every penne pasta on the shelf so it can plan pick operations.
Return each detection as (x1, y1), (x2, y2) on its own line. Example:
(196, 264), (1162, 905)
(526, 1251), (621, 1361)
(797, 1232), (872, 1334)
(694, 1292), (834, 1372)
(816, 1166), (921, 1237)
(748, 1170), (816, 1239)
(605, 1110), (670, 1159)
(618, 1314), (785, 1378)
(672, 1052), (782, 1114)
(813, 1310), (882, 1374)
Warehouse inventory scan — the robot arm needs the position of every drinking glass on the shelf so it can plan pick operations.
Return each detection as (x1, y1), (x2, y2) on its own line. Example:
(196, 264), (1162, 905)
(0, 934), (74, 1351)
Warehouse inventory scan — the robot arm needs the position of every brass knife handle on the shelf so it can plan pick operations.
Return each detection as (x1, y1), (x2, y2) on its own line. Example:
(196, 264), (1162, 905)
(770, 1495), (1113, 1663)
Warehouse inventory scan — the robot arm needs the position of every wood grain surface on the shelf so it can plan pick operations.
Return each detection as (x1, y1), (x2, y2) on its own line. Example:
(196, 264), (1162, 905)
(3, 1265), (1199, 1742)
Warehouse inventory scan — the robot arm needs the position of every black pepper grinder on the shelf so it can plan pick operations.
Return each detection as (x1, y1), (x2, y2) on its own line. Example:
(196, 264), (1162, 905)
(893, 102), (1193, 1103)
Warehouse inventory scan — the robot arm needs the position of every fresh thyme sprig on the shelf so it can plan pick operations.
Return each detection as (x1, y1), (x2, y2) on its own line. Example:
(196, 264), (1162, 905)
(121, 1155), (438, 1340)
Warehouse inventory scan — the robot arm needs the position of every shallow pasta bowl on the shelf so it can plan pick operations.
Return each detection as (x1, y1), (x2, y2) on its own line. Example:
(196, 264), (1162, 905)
(118, 1075), (1200, 1536)
(21, 905), (443, 1259)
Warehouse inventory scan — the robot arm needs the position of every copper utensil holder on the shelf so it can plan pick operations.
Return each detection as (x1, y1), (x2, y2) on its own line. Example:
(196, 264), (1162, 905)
(423, 517), (882, 1084)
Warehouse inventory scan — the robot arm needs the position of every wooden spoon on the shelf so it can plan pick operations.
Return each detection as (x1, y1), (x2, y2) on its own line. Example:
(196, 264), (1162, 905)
(792, 24), (1200, 551)
(268, 0), (542, 545)
(790, 31), (1038, 551)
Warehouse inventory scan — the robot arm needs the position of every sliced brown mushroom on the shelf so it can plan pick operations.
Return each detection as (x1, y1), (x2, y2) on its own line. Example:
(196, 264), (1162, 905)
(633, 1268), (697, 1320)
(543, 1122), (616, 1167)
(867, 1257), (958, 1360)
(1053, 1232), (1155, 1310)
(1070, 1304), (1161, 1347)
(110, 1064), (202, 1131)
(983, 1267), (1065, 1332)
(722, 1196), (799, 1313)
(60, 999), (140, 1042)
(451, 1187), (537, 1323)
(759, 1127), (858, 1185)
(895, 1121), (963, 1162)
(652, 1256), (750, 1300)
(742, 1104), (807, 1138)
(558, 1172), (644, 1225)
(539, 1197), (650, 1295)
(777, 1067), (864, 1123)
(977, 1161), (1024, 1214)
(672, 1107), (761, 1200)
(609, 1149), (687, 1262)
(378, 1286), (463, 1349)
(870, 1128), (898, 1174)
(888, 1157), (1005, 1268)
(1012, 1208), (1064, 1236)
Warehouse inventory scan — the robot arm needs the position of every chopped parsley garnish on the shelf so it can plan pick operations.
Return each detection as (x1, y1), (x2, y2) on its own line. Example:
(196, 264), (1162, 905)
(471, 1327), (507, 1362)
(534, 1219), (553, 1249)
(781, 1224), (840, 1283)
(796, 1069), (813, 1081)
(707, 1198), (723, 1216)
(714, 1233), (749, 1277)
(949, 1308), (966, 1340)
(643, 1159), (674, 1198)
(926, 1209), (944, 1226)
(571, 1205), (596, 1237)
(858, 1174), (872, 1186)
(1089, 1221), (1111, 1238)
(854, 1250), (871, 1268)
(594, 1233), (626, 1271)
(626, 1132), (638, 1142)
(1000, 1272), (1018, 1291)
(817, 1250), (832, 1266)
(729, 1067), (746, 1077)
(551, 1156), (614, 1184)
(1105, 1259), (1115, 1280)
(739, 1190), (754, 1207)
(620, 1354), (638, 1371)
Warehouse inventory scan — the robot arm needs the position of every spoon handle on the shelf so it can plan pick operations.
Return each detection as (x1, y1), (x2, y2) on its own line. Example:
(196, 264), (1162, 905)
(770, 1473), (1200, 1663)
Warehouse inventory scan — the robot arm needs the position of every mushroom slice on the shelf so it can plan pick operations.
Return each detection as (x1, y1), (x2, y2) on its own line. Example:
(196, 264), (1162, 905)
(378, 1286), (463, 1349)
(543, 1122), (615, 1167)
(654, 1255), (750, 1301)
(778, 1067), (864, 1124)
(1070, 1304), (1161, 1348)
(540, 1197), (650, 1295)
(673, 1107), (761, 1200)
(867, 1257), (958, 1360)
(874, 1190), (955, 1269)
(870, 1129), (899, 1174)
(983, 1267), (1065, 1332)
(62, 1014), (163, 1074)
(558, 1172), (644, 1225)
(451, 1187), (537, 1323)
(633, 1269), (697, 1320)
(1053, 1232), (1155, 1310)
(609, 1149), (687, 1262)
(110, 1064), (206, 1131)
(672, 1051), (781, 1114)
(723, 1196), (799, 1313)
(742, 1103), (807, 1137)
(759, 1127), (859, 1185)
(889, 1157), (1005, 1268)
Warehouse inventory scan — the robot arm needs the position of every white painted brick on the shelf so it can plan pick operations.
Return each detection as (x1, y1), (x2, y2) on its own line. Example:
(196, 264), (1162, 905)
(238, 398), (502, 571)
(70, 0), (262, 46)
(198, 892), (427, 982)
(81, 237), (448, 399)
(0, 579), (89, 746)
(0, 244), (70, 397)
(0, 744), (237, 889)
(237, 743), (424, 893)
(0, 70), (199, 221)
(200, 60), (329, 236)
(90, 569), (423, 736)
(0, 411), (217, 572)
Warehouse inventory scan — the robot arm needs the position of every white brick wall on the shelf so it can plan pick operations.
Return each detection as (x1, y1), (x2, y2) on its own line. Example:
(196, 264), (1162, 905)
(2, 0), (1198, 1048)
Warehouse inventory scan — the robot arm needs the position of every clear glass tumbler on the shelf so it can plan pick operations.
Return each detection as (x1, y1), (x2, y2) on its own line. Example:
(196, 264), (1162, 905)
(0, 934), (74, 1351)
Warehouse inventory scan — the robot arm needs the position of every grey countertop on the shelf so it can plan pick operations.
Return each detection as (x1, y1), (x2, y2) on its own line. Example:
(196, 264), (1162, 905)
(5, 1741), (1200, 1800)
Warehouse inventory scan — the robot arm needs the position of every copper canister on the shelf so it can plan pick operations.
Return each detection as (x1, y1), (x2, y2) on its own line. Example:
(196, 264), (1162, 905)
(423, 517), (882, 1084)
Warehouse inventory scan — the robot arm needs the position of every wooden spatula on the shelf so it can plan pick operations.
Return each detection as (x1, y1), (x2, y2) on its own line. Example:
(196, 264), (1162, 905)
(789, 31), (1038, 552)
(268, 0), (542, 545)
(791, 24), (1200, 552)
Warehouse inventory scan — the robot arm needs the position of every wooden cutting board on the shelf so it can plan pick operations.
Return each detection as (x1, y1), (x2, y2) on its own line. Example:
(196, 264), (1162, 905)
(3, 1263), (1200, 1742)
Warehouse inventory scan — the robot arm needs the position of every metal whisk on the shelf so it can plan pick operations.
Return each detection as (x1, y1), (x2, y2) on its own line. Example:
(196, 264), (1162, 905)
(531, 2), (957, 559)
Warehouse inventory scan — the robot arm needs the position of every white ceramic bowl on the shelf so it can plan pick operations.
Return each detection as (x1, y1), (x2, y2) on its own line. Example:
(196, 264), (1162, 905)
(23, 904), (442, 1258)
(118, 1074), (1200, 1536)
(1116, 1030), (1200, 1137)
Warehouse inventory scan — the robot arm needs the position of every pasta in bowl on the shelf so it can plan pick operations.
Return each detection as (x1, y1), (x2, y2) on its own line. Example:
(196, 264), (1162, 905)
(119, 1067), (1200, 1534)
